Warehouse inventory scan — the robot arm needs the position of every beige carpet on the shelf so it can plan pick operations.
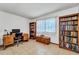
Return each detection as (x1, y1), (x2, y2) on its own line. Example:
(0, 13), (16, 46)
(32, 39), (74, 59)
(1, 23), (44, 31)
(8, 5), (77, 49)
(0, 40), (78, 55)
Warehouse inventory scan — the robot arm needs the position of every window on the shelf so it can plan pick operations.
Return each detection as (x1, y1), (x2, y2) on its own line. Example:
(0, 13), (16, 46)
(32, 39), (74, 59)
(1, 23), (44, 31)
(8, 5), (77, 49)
(46, 18), (56, 32)
(37, 18), (56, 33)
(37, 20), (45, 32)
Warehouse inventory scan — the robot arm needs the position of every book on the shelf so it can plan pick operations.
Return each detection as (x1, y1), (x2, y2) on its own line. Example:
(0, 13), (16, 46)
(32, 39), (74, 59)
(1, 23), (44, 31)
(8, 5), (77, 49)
(60, 36), (63, 42)
(60, 26), (63, 30)
(71, 21), (73, 25)
(72, 38), (77, 44)
(74, 21), (78, 25)
(76, 45), (79, 52)
(71, 32), (74, 36)
(70, 38), (73, 43)
(72, 16), (78, 20)
(65, 43), (69, 48)
(71, 32), (77, 37)
(72, 44), (75, 50)
(67, 17), (71, 21)
(64, 36), (68, 42)
(72, 44), (77, 51)
(61, 22), (67, 26)
(67, 37), (71, 43)
(60, 18), (64, 21)
(64, 31), (68, 36)
(69, 44), (72, 49)
(73, 32), (77, 37)
(73, 26), (78, 31)
(67, 32), (71, 36)
(65, 26), (67, 30)
(67, 25), (73, 30)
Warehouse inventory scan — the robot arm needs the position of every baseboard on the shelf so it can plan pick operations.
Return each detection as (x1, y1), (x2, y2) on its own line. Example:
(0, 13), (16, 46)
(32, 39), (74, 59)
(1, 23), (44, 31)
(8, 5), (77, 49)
(50, 42), (59, 45)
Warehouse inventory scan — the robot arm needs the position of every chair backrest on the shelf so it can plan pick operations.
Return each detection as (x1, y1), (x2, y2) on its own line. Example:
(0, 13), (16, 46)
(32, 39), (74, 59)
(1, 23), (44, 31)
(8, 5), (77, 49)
(15, 33), (22, 37)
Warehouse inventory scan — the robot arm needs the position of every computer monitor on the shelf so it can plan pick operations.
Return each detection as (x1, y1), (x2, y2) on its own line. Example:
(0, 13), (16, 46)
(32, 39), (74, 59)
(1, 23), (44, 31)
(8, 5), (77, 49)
(12, 29), (20, 33)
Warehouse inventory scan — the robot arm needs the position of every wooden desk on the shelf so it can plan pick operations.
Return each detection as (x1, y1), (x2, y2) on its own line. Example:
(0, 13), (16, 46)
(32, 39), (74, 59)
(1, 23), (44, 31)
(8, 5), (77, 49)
(11, 33), (16, 38)
(36, 36), (50, 44)
(3, 35), (14, 49)
(3, 33), (29, 49)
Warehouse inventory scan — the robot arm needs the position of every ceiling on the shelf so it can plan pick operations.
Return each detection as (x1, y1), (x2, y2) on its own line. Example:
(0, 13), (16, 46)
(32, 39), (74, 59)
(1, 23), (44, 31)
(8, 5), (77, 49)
(0, 3), (78, 19)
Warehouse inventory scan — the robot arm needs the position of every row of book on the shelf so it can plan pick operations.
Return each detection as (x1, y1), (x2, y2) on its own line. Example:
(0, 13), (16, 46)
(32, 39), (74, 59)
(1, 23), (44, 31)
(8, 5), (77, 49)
(64, 43), (79, 52)
(69, 32), (77, 36)
(60, 16), (78, 21)
(60, 21), (78, 26)
(60, 31), (78, 37)
(60, 42), (79, 52)
(64, 36), (78, 44)
(60, 25), (78, 31)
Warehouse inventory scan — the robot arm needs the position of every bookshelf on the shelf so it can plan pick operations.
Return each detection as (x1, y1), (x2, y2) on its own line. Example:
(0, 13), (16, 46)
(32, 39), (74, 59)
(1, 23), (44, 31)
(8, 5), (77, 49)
(59, 13), (79, 53)
(29, 22), (36, 39)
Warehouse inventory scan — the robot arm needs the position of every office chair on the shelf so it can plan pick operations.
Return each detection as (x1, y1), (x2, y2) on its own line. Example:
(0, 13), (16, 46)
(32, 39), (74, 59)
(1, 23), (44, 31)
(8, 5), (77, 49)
(15, 33), (23, 46)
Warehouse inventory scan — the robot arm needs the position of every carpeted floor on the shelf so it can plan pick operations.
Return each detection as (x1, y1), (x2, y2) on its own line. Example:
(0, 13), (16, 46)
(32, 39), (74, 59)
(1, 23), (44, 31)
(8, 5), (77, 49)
(0, 40), (78, 55)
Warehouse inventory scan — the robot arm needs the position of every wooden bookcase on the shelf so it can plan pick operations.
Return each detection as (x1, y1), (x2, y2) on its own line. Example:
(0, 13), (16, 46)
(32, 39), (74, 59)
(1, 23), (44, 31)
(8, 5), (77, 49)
(59, 13), (79, 53)
(29, 22), (36, 39)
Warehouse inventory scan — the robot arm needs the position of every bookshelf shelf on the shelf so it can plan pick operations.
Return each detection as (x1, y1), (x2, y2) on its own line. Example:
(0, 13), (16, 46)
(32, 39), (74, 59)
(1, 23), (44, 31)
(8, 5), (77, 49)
(60, 35), (78, 38)
(59, 13), (79, 53)
(64, 42), (78, 45)
(60, 19), (78, 22)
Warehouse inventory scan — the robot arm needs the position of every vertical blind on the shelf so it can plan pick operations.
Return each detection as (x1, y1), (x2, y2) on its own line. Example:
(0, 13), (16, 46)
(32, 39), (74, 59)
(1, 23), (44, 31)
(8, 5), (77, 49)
(37, 18), (56, 33)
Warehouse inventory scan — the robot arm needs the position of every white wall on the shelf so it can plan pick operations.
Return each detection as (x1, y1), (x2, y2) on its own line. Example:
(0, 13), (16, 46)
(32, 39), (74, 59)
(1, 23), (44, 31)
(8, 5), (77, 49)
(33, 5), (79, 44)
(0, 11), (30, 45)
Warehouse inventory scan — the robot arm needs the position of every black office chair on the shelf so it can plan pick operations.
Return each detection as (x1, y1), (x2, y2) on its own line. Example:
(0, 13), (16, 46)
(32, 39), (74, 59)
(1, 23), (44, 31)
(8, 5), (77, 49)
(15, 33), (23, 46)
